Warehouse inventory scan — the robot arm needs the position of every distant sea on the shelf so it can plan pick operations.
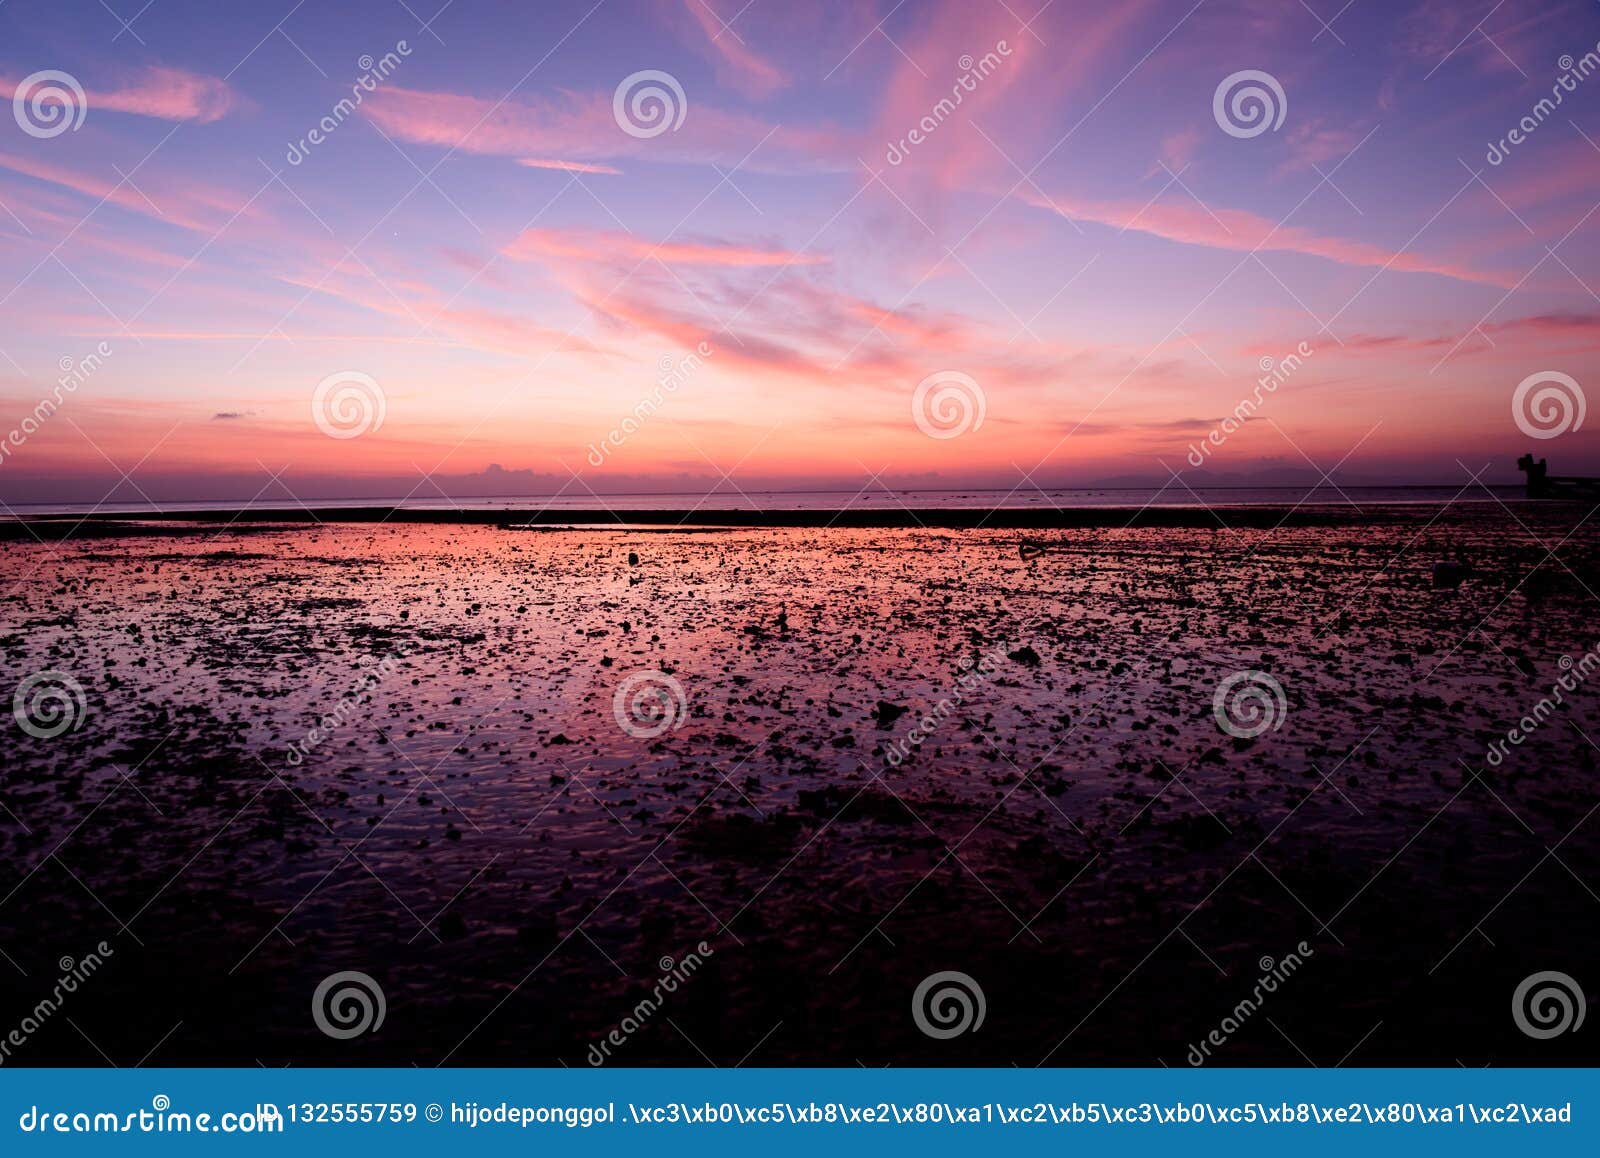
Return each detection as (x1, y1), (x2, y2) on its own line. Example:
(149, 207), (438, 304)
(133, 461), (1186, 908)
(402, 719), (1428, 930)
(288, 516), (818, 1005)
(5, 485), (1527, 517)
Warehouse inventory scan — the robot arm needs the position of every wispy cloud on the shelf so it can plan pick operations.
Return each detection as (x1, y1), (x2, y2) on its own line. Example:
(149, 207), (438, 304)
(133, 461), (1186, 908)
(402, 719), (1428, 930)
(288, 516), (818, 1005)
(0, 150), (257, 233)
(1020, 188), (1508, 287)
(679, 0), (790, 98)
(517, 157), (623, 174)
(359, 84), (855, 172)
(1, 66), (235, 124)
(503, 226), (831, 268)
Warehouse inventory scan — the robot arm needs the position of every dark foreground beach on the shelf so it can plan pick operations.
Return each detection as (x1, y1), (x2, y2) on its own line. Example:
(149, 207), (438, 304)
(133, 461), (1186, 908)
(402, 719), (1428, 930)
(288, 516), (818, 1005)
(1, 501), (1597, 1066)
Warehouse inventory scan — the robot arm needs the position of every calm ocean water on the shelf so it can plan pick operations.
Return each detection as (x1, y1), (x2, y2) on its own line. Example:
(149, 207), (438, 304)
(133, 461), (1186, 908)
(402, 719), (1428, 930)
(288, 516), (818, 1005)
(4, 485), (1528, 517)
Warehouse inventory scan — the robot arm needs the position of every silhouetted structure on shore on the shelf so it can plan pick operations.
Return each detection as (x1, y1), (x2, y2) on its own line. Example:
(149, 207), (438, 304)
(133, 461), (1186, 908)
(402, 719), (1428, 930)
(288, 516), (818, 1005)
(1518, 454), (1600, 499)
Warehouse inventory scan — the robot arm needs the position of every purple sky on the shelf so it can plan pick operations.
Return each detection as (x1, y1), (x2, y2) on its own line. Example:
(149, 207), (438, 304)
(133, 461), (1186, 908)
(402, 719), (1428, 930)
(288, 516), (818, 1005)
(1, 0), (1599, 503)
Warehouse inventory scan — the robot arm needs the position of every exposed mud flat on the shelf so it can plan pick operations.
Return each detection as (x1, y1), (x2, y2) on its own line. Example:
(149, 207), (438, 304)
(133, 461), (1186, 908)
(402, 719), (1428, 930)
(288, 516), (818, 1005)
(1, 505), (1597, 1066)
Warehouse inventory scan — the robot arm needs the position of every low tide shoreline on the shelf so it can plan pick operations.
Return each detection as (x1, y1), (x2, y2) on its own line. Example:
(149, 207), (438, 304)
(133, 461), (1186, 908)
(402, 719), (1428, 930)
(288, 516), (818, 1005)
(0, 500), (1544, 539)
(3, 505), (1598, 1064)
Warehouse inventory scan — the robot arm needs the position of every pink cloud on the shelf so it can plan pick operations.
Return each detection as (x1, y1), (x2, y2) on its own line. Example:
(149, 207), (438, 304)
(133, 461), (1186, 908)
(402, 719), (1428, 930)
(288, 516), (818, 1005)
(1279, 118), (1368, 174)
(0, 151), (253, 233)
(871, 0), (1154, 196)
(758, 278), (974, 351)
(0, 66), (234, 124)
(566, 251), (1120, 404)
(92, 66), (235, 122)
(281, 265), (609, 360)
(1151, 128), (1204, 176)
(503, 226), (830, 269)
(1438, 310), (1600, 354)
(578, 279), (978, 391)
(360, 84), (855, 173)
(517, 158), (623, 174)
(680, 0), (789, 98)
(1395, 0), (1564, 77)
(64, 229), (191, 271)
(583, 285), (817, 377)
(1242, 311), (1600, 359)
(1483, 140), (1600, 216)
(1020, 188), (1509, 287)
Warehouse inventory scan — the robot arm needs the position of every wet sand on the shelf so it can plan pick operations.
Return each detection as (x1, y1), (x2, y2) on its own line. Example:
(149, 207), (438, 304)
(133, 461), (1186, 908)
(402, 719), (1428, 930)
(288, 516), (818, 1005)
(1, 503), (1597, 1066)
(4, 502), (1402, 539)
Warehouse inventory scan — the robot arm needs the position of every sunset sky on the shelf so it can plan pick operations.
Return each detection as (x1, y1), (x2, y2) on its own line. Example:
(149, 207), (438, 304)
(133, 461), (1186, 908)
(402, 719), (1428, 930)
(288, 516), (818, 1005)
(1, 0), (1598, 503)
